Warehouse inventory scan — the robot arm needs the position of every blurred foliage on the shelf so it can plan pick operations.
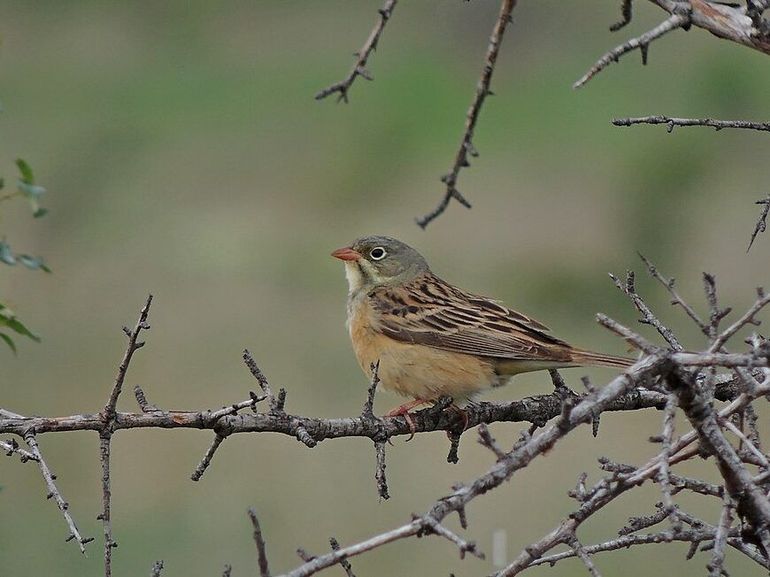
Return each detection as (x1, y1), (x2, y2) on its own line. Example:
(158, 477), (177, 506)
(0, 158), (49, 353)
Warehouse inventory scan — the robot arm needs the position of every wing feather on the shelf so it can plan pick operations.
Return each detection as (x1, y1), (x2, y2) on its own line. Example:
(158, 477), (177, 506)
(372, 273), (573, 362)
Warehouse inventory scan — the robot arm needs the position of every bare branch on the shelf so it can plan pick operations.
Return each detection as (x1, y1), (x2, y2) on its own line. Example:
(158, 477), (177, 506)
(610, 0), (634, 31)
(416, 0), (518, 228)
(574, 12), (690, 89)
(374, 440), (390, 500)
(100, 295), (153, 577)
(1, 437), (39, 462)
(708, 496), (735, 577)
(277, 355), (669, 577)
(609, 270), (683, 350)
(421, 516), (485, 560)
(248, 508), (271, 577)
(613, 115), (770, 133)
(315, 0), (397, 102)
(328, 538), (355, 577)
(748, 194), (770, 252)
(657, 396), (682, 530)
(528, 528), (749, 569)
(567, 535), (603, 577)
(104, 294), (152, 417)
(708, 289), (770, 352)
(24, 434), (92, 554)
(477, 423), (505, 460)
(361, 361), (380, 420)
(243, 349), (279, 412)
(0, 386), (688, 440)
(190, 433), (226, 482)
(638, 253), (709, 333)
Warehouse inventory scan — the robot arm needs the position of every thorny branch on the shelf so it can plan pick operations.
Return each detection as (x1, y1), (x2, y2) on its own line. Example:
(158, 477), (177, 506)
(574, 12), (691, 89)
(314, 1), (770, 229)
(613, 115), (770, 133)
(416, 0), (518, 229)
(314, 0), (398, 103)
(99, 294), (152, 577)
(5, 268), (769, 576)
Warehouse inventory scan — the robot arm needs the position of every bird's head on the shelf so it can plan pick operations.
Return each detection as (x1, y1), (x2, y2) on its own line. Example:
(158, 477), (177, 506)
(331, 236), (429, 295)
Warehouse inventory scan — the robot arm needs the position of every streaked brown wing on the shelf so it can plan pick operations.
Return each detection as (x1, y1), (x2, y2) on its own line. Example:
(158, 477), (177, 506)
(371, 273), (573, 362)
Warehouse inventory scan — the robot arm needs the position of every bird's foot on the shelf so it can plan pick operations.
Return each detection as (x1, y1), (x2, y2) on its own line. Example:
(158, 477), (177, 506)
(385, 399), (429, 442)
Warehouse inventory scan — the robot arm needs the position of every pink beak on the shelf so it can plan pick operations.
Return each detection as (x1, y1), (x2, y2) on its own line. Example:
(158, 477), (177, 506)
(331, 246), (362, 261)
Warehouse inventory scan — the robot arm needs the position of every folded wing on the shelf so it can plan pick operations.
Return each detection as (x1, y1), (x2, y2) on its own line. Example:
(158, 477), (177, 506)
(371, 273), (574, 363)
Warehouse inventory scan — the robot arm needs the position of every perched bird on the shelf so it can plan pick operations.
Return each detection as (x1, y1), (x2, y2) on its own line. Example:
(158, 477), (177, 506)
(332, 235), (632, 422)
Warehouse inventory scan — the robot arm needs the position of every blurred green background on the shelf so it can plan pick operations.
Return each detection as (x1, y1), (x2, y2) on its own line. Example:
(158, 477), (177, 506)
(2, 1), (769, 575)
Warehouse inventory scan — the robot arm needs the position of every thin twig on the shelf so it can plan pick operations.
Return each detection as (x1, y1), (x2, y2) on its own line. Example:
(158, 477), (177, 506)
(315, 0), (397, 102)
(374, 440), (390, 500)
(748, 194), (770, 252)
(609, 270), (683, 350)
(1, 438), (39, 462)
(477, 423), (505, 460)
(657, 395), (681, 531)
(574, 12), (690, 89)
(329, 538), (356, 577)
(708, 496), (735, 577)
(638, 253), (709, 333)
(190, 433), (226, 482)
(104, 295), (153, 417)
(248, 508), (271, 577)
(416, 0), (518, 228)
(708, 289), (770, 353)
(243, 349), (280, 412)
(24, 434), (91, 554)
(567, 535), (603, 577)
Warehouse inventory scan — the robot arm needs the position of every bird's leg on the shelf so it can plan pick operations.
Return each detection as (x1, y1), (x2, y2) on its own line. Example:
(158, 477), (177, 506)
(385, 398), (429, 441)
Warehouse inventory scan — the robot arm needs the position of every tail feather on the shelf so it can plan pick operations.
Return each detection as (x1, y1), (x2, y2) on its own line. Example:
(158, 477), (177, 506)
(569, 348), (635, 369)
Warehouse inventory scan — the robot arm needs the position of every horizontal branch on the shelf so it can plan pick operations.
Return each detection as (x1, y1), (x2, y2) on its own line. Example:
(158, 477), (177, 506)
(0, 387), (671, 440)
(613, 115), (770, 133)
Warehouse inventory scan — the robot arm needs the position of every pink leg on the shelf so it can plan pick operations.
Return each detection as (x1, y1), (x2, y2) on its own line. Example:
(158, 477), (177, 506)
(385, 399), (429, 441)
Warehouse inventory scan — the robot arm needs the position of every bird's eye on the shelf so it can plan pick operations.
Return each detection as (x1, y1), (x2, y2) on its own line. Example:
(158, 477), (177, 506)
(369, 247), (386, 261)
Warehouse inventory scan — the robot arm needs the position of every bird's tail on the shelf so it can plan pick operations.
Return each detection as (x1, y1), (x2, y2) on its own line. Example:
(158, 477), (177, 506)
(569, 348), (635, 369)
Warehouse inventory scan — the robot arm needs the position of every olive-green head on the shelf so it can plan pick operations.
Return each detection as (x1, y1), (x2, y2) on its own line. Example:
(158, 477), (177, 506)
(331, 235), (429, 294)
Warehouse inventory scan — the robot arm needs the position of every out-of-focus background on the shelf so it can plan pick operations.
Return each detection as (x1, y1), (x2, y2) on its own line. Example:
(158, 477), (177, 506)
(2, 2), (769, 575)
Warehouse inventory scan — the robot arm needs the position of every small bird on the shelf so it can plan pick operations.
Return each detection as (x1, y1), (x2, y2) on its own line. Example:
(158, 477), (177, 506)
(332, 236), (632, 422)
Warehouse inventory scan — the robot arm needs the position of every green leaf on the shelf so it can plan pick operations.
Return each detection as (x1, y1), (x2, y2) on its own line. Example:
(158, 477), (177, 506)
(16, 158), (34, 183)
(0, 305), (40, 342)
(15, 159), (46, 215)
(0, 241), (16, 266)
(0, 333), (17, 354)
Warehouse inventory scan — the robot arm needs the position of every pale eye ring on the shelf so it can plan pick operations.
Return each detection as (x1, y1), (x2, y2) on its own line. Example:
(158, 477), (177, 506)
(369, 247), (387, 261)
